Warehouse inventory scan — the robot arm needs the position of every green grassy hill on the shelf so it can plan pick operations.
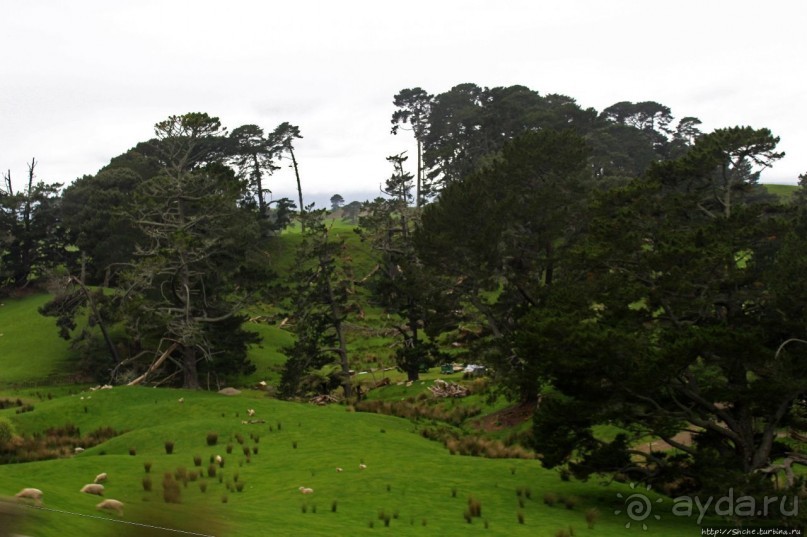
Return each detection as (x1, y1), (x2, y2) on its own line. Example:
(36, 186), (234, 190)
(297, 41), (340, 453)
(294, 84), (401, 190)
(0, 294), (727, 536)
(0, 385), (707, 537)
(0, 293), (77, 387)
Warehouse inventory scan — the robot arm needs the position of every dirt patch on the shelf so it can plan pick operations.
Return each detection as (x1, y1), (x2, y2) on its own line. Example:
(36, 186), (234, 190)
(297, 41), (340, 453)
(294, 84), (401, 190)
(473, 401), (536, 433)
(634, 431), (694, 453)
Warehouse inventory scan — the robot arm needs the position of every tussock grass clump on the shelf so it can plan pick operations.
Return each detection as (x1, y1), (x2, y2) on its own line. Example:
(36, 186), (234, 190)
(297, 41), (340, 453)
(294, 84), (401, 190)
(129, 447), (137, 456)
(193, 454), (202, 467)
(585, 508), (600, 529)
(206, 432), (218, 446)
(199, 481), (207, 493)
(0, 423), (120, 464)
(164, 440), (174, 454)
(144, 461), (152, 473)
(15, 404), (35, 414)
(444, 436), (535, 459)
(207, 464), (216, 478)
(0, 398), (24, 409)
(162, 473), (181, 504)
(468, 496), (482, 517)
(517, 511), (525, 524)
(142, 475), (152, 491)
(562, 495), (578, 510)
(226, 443), (233, 454)
(543, 491), (558, 507)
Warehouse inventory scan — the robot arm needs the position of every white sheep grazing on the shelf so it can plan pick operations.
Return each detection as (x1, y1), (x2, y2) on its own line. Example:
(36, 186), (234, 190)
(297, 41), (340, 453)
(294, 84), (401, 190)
(359, 463), (367, 470)
(80, 483), (104, 496)
(298, 486), (314, 494)
(178, 397), (184, 404)
(96, 498), (124, 516)
(74, 447), (85, 454)
(94, 472), (108, 484)
(215, 455), (223, 465)
(14, 487), (43, 506)
(247, 408), (256, 417)
(335, 467), (343, 473)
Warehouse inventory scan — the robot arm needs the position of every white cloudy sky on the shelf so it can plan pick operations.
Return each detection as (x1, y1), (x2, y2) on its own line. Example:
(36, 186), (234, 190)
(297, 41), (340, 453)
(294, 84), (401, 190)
(2, 0), (805, 206)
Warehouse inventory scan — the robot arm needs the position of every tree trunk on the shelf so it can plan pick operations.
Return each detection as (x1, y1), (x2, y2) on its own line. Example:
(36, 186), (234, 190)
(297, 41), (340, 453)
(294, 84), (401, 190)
(253, 154), (266, 220)
(182, 345), (201, 389)
(290, 147), (304, 230)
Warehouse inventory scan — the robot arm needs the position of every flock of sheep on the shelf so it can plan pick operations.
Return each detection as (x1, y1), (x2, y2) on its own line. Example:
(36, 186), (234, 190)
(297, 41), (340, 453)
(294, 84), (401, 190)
(8, 405), (370, 530)
(14, 470), (124, 517)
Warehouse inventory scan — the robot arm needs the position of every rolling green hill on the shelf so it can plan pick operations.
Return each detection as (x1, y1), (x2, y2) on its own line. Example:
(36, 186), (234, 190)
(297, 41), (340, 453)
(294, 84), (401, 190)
(0, 293), (738, 536)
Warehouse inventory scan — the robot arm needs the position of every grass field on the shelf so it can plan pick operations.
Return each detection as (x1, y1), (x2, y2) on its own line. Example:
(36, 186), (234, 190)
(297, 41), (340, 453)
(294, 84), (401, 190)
(0, 385), (710, 537)
(0, 241), (778, 536)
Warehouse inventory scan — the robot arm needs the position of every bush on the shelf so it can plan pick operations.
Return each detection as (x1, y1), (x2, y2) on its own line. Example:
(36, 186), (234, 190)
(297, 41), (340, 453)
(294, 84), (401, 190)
(0, 417), (15, 446)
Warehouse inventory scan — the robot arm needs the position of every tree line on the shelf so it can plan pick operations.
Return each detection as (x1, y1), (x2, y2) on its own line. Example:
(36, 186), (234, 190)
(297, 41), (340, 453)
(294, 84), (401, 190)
(2, 83), (806, 510)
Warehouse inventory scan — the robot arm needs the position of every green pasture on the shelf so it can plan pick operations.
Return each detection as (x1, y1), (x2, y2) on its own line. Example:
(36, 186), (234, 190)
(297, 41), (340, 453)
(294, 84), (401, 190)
(0, 294), (76, 387)
(0, 386), (708, 537)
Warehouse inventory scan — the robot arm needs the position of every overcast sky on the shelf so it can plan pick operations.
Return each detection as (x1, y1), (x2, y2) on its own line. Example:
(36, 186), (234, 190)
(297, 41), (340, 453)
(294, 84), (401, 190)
(2, 0), (805, 206)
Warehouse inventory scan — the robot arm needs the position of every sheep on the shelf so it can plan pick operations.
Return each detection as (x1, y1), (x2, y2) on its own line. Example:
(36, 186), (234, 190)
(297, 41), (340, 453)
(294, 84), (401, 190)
(335, 467), (343, 473)
(215, 455), (223, 465)
(96, 498), (124, 516)
(94, 472), (108, 484)
(74, 447), (85, 454)
(14, 488), (43, 506)
(80, 483), (104, 496)
(298, 486), (314, 494)
(178, 397), (184, 404)
(359, 463), (367, 470)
